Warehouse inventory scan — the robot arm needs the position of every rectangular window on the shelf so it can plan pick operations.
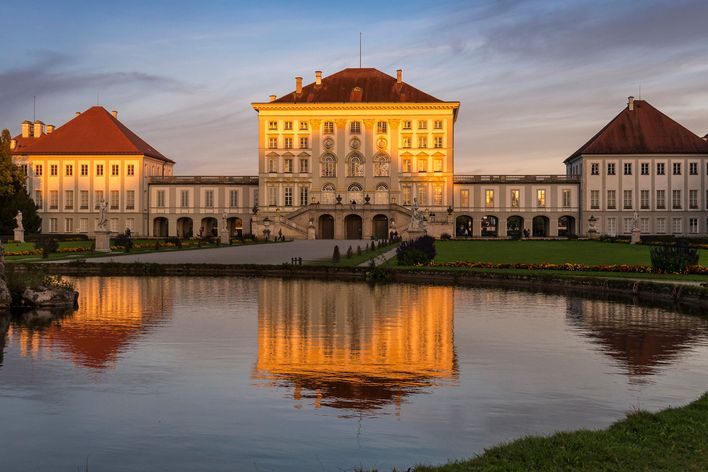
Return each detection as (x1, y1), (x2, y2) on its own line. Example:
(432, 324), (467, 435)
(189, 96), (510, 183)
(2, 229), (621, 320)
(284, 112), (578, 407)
(623, 190), (632, 209)
(350, 122), (361, 133)
(689, 218), (698, 234)
(418, 120), (427, 130)
(402, 136), (411, 148)
(126, 190), (135, 210)
(204, 190), (214, 208)
(376, 121), (387, 133)
(672, 218), (682, 234)
(268, 186), (277, 206)
(300, 187), (309, 206)
(640, 218), (649, 233)
(417, 186), (426, 206)
(417, 158), (427, 172)
(283, 121), (293, 131)
(230, 190), (239, 208)
(268, 158), (277, 173)
(268, 121), (277, 130)
(640, 190), (649, 209)
(402, 120), (412, 130)
(35, 190), (43, 209)
(64, 190), (74, 209)
(607, 217), (616, 236)
(511, 189), (520, 208)
(656, 162), (665, 175)
(323, 121), (334, 134)
(299, 137), (308, 149)
(485, 189), (494, 208)
(433, 158), (443, 172)
(537, 189), (546, 208)
(689, 189), (698, 209)
(460, 189), (469, 208)
(65, 218), (73, 233)
(590, 190), (599, 209)
(591, 163), (599, 175)
(35, 164), (43, 176)
(268, 137), (277, 149)
(284, 187), (293, 207)
(656, 217), (666, 234)
(433, 120), (443, 130)
(49, 218), (57, 233)
(96, 164), (104, 176)
(95, 190), (104, 209)
(110, 190), (119, 210)
(66, 164), (73, 176)
(110, 218), (118, 233)
(689, 162), (698, 175)
(433, 136), (443, 148)
(418, 136), (427, 148)
(607, 163), (615, 175)
(640, 163), (649, 175)
(562, 189), (571, 208)
(402, 186), (412, 206)
(79, 218), (88, 233)
(284, 158), (293, 173)
(623, 163), (632, 175)
(433, 184), (443, 205)
(50, 164), (58, 176)
(623, 218), (633, 233)
(50, 190), (58, 209)
(607, 190), (616, 209)
(80, 164), (88, 176)
(80, 190), (89, 209)
(111, 164), (119, 176)
(299, 158), (309, 173)
(656, 190), (666, 209)
(673, 162), (681, 175)
(299, 121), (308, 131)
(403, 159), (412, 172)
(180, 190), (189, 208)
(127, 164), (135, 176)
(156, 190), (165, 208)
(284, 137), (293, 149)
(126, 218), (134, 232)
(672, 189), (681, 209)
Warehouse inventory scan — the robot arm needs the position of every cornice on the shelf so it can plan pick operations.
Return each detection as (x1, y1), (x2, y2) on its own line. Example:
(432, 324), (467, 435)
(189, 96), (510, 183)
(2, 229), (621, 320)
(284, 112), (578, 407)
(252, 102), (460, 111)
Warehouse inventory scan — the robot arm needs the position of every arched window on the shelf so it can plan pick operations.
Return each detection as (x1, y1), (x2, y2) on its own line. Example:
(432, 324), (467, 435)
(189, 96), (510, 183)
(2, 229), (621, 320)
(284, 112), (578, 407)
(348, 153), (364, 177)
(374, 154), (390, 176)
(322, 184), (336, 204)
(375, 183), (389, 204)
(321, 154), (336, 177)
(348, 183), (362, 192)
(347, 183), (363, 205)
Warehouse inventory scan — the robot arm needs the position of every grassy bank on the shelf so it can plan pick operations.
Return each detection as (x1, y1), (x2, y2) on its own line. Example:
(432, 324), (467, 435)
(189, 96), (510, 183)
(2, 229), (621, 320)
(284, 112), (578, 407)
(434, 240), (708, 266)
(408, 393), (708, 472)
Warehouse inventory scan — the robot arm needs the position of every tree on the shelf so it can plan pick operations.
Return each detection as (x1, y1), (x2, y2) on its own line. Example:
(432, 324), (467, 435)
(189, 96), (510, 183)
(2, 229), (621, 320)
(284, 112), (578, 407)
(0, 129), (41, 235)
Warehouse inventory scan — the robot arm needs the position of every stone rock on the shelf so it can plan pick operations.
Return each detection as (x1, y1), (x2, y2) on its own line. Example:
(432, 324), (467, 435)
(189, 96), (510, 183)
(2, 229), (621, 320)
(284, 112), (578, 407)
(0, 278), (10, 311)
(21, 287), (79, 309)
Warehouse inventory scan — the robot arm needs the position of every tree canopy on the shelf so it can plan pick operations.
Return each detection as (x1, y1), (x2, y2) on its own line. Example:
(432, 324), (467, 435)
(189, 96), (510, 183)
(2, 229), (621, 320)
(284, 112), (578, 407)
(0, 129), (41, 235)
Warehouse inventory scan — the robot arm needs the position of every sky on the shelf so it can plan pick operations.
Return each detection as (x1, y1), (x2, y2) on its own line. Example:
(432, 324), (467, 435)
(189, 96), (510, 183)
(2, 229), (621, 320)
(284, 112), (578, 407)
(2, 0), (708, 175)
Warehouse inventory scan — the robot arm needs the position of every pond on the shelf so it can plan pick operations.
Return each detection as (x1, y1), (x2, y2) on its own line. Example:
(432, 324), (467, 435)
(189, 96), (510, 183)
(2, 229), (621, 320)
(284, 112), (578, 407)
(1, 277), (707, 471)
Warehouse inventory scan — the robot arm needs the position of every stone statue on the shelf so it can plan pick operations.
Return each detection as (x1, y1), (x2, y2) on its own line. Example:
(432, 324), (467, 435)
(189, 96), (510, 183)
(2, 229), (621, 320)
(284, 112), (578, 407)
(14, 211), (23, 231)
(97, 199), (108, 230)
(408, 198), (425, 231)
(588, 214), (597, 232)
(632, 211), (640, 231)
(222, 212), (229, 232)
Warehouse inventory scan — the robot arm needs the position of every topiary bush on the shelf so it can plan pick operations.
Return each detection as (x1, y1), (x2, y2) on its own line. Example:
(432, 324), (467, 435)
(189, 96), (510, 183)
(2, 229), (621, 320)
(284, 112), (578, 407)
(650, 242), (699, 273)
(346, 246), (353, 258)
(332, 245), (341, 263)
(36, 238), (59, 258)
(396, 235), (436, 266)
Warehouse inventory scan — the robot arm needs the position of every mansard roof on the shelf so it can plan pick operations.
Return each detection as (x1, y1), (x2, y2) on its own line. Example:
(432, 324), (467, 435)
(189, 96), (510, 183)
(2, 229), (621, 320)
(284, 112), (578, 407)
(566, 99), (708, 162)
(272, 68), (444, 104)
(12, 106), (173, 163)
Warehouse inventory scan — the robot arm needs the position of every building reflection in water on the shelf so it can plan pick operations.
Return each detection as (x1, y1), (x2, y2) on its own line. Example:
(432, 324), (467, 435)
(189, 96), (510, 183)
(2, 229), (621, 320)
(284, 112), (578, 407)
(253, 280), (458, 414)
(4, 277), (173, 369)
(566, 298), (708, 381)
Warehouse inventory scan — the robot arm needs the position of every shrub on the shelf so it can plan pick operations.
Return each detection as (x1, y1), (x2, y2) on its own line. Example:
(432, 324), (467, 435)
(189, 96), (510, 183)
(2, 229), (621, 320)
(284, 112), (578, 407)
(36, 238), (59, 258)
(396, 235), (436, 266)
(113, 234), (133, 252)
(332, 245), (341, 263)
(440, 232), (452, 240)
(346, 246), (353, 258)
(650, 242), (699, 273)
(356, 246), (362, 256)
(164, 237), (182, 248)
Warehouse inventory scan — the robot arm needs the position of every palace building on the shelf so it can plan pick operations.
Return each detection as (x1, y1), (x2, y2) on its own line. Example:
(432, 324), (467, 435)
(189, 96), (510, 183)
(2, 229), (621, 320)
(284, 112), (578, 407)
(10, 67), (708, 239)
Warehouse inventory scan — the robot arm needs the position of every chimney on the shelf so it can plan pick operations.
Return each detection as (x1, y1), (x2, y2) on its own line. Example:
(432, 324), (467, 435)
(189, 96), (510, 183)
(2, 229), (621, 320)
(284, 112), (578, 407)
(10, 139), (16, 150)
(628, 96), (635, 111)
(75, 111), (81, 117)
(21, 120), (31, 138)
(295, 76), (303, 94)
(269, 94), (277, 102)
(33, 120), (44, 138)
(111, 110), (118, 118)
(396, 69), (402, 84)
(315, 70), (322, 85)
(46, 124), (55, 134)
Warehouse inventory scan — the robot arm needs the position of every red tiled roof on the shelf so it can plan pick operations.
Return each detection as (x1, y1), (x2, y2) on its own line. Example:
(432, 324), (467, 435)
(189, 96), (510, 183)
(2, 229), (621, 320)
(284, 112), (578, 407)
(272, 68), (444, 104)
(567, 99), (708, 161)
(12, 106), (173, 163)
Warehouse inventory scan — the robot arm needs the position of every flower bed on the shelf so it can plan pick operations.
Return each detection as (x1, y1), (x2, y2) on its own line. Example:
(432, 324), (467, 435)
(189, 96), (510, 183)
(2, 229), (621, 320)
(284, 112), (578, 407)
(427, 261), (708, 275)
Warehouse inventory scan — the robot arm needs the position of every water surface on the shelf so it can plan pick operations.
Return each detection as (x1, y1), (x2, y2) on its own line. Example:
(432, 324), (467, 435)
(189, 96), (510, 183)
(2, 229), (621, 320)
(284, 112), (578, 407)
(1, 277), (707, 471)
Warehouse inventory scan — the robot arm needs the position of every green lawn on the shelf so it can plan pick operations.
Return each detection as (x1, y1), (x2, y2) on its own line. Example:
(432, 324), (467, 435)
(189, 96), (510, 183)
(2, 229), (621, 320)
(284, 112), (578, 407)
(434, 240), (708, 266)
(409, 392), (708, 472)
(311, 242), (399, 267)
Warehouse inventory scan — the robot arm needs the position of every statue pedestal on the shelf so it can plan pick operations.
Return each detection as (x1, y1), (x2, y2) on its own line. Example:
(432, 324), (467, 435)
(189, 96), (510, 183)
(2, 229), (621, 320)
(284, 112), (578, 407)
(587, 229), (599, 240)
(220, 230), (230, 245)
(14, 229), (25, 243)
(94, 230), (111, 253)
(404, 229), (427, 241)
(307, 226), (316, 240)
(630, 228), (641, 244)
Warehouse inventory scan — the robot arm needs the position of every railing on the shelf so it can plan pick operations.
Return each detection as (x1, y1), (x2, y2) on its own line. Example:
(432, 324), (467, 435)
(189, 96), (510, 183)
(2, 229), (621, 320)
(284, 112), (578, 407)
(149, 176), (259, 185)
(454, 175), (580, 184)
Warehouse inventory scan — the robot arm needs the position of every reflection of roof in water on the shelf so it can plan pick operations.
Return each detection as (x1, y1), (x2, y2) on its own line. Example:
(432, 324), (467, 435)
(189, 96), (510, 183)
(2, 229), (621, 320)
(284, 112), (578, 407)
(253, 281), (458, 412)
(565, 299), (708, 377)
